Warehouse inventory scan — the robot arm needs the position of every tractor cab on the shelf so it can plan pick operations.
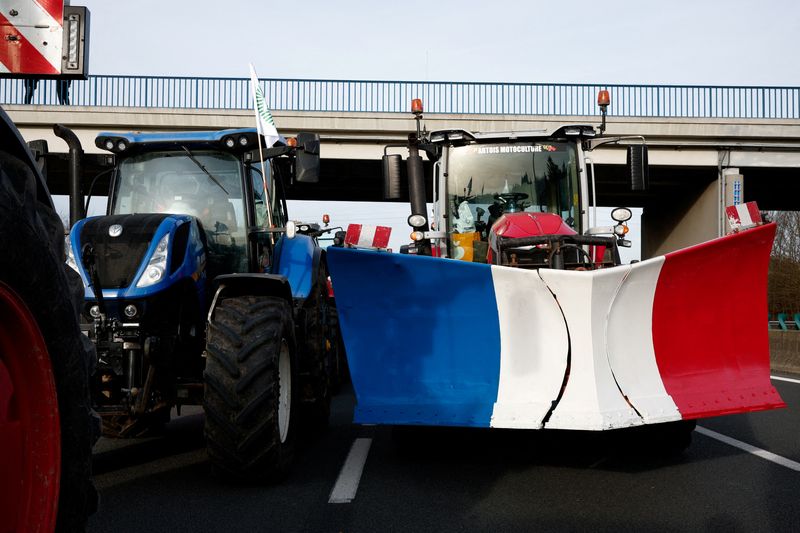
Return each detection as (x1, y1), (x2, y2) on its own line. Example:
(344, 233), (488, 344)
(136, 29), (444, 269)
(98, 129), (302, 278)
(387, 124), (628, 269)
(430, 130), (584, 264)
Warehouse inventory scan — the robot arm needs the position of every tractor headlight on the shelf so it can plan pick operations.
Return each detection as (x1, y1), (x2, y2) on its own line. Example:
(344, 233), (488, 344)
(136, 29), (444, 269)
(611, 207), (633, 223)
(124, 304), (138, 318)
(136, 233), (170, 288)
(65, 235), (80, 274)
(408, 214), (427, 228)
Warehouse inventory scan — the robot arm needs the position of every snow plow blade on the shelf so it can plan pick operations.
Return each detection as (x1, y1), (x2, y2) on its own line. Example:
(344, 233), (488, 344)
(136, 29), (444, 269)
(327, 223), (784, 430)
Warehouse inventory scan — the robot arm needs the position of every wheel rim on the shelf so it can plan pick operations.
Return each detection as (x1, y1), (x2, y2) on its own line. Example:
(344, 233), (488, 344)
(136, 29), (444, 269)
(0, 283), (60, 532)
(277, 339), (291, 443)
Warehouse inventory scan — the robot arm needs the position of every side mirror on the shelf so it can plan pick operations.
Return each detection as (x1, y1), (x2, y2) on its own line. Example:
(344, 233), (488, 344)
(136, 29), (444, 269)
(295, 132), (320, 183)
(26, 139), (49, 179)
(627, 145), (649, 191)
(382, 154), (402, 200)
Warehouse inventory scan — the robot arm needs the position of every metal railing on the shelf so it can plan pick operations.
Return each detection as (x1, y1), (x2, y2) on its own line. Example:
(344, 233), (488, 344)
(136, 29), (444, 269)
(1, 75), (798, 119)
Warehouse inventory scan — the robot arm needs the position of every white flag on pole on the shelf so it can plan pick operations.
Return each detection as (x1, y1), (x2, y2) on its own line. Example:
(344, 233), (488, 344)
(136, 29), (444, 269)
(249, 63), (280, 148)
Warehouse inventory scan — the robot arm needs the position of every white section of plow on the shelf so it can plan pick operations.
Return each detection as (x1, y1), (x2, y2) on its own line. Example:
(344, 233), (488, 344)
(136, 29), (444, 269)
(536, 257), (681, 430)
(487, 258), (684, 431)
(604, 258), (682, 424)
(539, 268), (644, 430)
(490, 266), (569, 429)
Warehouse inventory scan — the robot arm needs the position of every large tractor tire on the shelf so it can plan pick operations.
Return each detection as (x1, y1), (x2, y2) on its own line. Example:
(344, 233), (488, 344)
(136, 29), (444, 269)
(0, 148), (98, 531)
(204, 296), (297, 480)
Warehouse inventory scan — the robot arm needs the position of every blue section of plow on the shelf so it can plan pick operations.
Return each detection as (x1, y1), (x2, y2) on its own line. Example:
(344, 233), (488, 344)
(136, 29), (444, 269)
(327, 248), (502, 427)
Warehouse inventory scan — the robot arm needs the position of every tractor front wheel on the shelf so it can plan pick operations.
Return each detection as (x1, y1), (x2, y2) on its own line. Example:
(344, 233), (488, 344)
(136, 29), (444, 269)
(204, 296), (297, 480)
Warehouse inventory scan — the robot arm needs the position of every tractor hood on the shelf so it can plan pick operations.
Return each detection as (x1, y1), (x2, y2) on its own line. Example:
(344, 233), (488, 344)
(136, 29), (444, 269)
(68, 213), (204, 300)
(491, 212), (576, 239)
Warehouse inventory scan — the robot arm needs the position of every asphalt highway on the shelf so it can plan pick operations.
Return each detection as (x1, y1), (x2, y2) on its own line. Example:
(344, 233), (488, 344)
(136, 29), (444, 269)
(88, 375), (800, 533)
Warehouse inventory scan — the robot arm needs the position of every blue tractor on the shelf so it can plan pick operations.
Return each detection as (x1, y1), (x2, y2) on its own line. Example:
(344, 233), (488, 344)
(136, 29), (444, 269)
(64, 127), (338, 478)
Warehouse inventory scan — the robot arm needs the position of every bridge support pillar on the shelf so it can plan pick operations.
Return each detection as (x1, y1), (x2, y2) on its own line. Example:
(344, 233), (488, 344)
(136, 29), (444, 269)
(642, 172), (719, 258)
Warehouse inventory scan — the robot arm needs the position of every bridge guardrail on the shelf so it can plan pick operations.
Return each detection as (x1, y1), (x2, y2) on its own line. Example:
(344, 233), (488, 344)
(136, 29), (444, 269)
(1, 75), (798, 119)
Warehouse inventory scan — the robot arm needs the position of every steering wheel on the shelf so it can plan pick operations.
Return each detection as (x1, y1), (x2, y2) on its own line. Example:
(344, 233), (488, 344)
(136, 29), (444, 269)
(496, 192), (529, 213)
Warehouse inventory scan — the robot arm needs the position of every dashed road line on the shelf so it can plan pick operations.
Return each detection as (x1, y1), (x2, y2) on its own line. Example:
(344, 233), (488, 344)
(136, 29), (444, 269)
(329, 437), (373, 504)
(771, 375), (800, 385)
(696, 426), (800, 472)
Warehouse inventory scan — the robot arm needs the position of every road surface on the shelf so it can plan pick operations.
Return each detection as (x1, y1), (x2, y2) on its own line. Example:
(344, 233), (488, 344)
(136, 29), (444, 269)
(88, 375), (800, 532)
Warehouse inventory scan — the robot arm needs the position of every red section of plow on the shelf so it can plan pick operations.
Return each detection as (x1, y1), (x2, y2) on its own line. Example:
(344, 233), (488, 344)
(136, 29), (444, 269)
(652, 223), (785, 419)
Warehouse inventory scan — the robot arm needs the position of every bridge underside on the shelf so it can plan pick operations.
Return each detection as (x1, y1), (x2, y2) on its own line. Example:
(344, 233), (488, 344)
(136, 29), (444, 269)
(38, 154), (800, 209)
(8, 105), (800, 258)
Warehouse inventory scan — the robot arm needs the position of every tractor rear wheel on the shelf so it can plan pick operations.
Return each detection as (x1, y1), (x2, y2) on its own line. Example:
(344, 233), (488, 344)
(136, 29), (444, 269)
(204, 296), (297, 480)
(0, 148), (98, 531)
(0, 283), (61, 532)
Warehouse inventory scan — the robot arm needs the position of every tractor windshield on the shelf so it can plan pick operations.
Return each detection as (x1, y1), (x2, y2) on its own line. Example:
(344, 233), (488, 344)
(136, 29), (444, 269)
(111, 150), (248, 272)
(445, 141), (580, 261)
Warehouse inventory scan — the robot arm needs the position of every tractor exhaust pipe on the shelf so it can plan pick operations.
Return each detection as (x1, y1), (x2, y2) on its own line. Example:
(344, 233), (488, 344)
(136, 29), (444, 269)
(53, 124), (84, 227)
(407, 145), (428, 232)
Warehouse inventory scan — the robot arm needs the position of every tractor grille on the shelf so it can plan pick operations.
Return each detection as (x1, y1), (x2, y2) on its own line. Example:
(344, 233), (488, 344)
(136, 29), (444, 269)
(80, 214), (168, 289)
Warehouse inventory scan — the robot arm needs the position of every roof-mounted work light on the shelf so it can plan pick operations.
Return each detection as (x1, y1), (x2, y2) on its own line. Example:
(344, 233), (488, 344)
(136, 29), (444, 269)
(597, 90), (610, 134)
(411, 99), (424, 141)
(597, 90), (610, 108)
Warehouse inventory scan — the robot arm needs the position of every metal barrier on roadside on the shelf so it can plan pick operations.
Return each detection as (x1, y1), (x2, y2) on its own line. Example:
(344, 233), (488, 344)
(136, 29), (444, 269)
(1, 75), (799, 119)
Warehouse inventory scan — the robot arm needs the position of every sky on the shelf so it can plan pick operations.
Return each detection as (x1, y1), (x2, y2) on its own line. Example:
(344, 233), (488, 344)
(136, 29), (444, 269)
(76, 0), (800, 86)
(53, 0), (798, 256)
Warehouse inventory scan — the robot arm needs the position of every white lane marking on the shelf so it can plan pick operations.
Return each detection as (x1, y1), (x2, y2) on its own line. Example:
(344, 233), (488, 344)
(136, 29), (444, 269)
(328, 438), (372, 504)
(771, 375), (800, 385)
(696, 426), (800, 472)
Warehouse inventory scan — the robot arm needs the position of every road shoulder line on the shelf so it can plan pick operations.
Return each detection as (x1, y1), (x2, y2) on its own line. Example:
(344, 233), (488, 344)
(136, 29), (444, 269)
(696, 426), (800, 472)
(771, 375), (800, 385)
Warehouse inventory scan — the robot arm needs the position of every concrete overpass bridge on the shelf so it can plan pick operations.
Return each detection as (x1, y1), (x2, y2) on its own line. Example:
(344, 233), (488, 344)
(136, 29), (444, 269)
(2, 75), (800, 257)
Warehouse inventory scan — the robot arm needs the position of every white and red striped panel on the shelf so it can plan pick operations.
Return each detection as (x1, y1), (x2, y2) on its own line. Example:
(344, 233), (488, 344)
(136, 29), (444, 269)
(0, 0), (63, 75)
(726, 201), (762, 233)
(344, 224), (392, 250)
(488, 222), (784, 430)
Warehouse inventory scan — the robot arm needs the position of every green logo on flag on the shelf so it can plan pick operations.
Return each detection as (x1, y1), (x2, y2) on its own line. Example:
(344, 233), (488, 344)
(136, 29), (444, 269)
(254, 85), (276, 127)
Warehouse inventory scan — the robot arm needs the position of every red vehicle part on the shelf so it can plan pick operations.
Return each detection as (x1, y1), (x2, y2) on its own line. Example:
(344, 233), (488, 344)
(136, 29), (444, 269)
(653, 222), (785, 418)
(0, 282), (60, 533)
(492, 212), (577, 239)
(488, 212), (576, 263)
